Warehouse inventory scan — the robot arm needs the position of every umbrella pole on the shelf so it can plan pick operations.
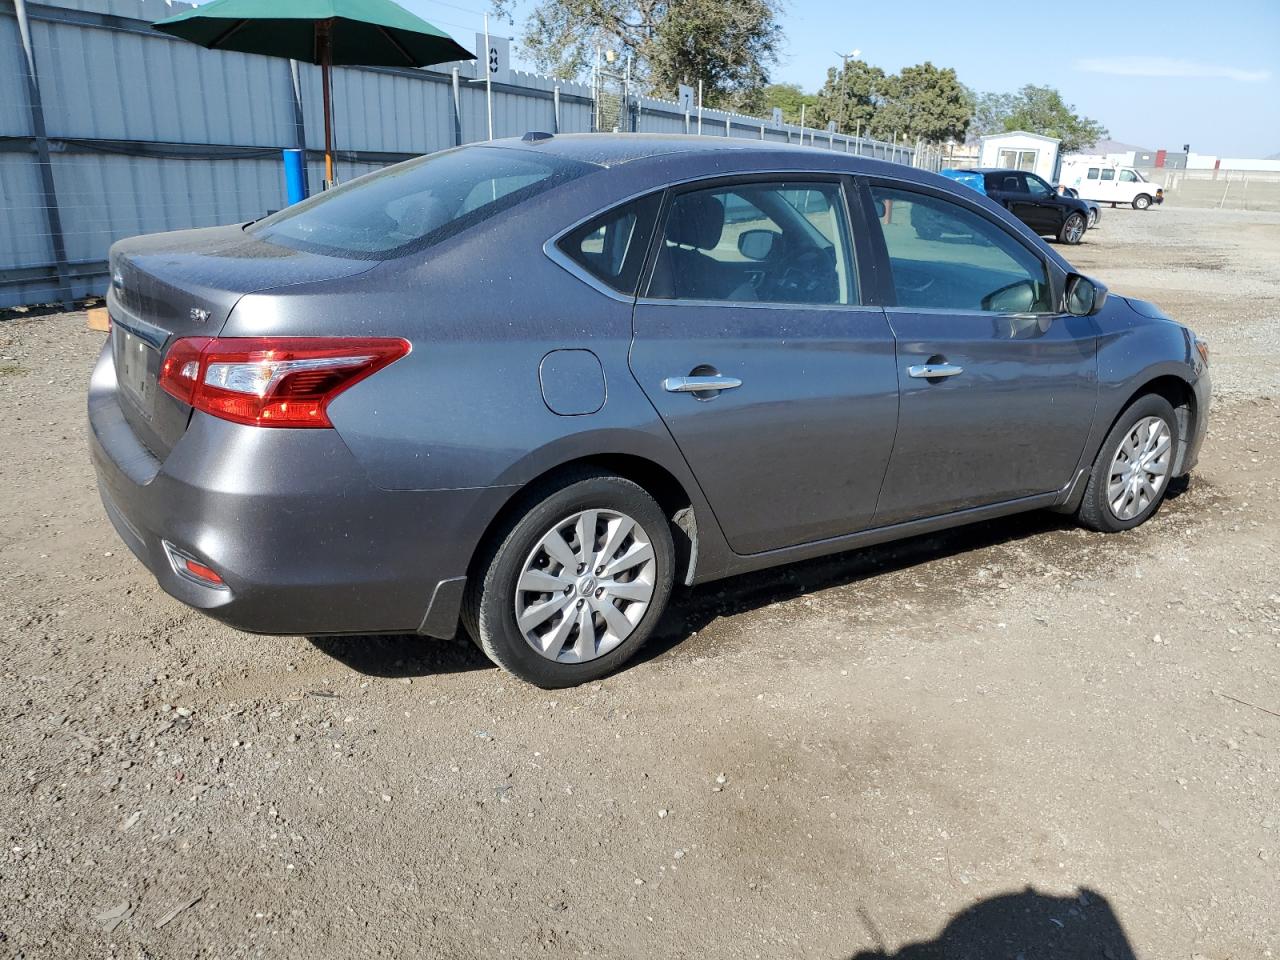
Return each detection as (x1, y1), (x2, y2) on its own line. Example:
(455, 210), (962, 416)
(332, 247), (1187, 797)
(319, 20), (334, 186)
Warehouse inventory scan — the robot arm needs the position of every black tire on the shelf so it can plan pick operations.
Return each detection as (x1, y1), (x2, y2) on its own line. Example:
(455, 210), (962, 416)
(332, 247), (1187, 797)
(1077, 394), (1179, 533)
(1058, 212), (1086, 244)
(1087, 207), (1100, 228)
(1133, 194), (1152, 211)
(462, 470), (675, 688)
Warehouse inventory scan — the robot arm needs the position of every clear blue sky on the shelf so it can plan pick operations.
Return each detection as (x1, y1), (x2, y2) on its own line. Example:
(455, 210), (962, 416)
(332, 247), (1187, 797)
(404, 0), (1280, 156)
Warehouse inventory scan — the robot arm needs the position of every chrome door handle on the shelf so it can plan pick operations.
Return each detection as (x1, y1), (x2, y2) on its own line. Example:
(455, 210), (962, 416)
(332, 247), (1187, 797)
(663, 375), (743, 393)
(907, 362), (964, 379)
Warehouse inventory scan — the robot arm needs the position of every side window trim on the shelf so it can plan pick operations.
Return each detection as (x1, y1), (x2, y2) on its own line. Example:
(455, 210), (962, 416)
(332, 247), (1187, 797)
(637, 173), (864, 308)
(857, 175), (1065, 314)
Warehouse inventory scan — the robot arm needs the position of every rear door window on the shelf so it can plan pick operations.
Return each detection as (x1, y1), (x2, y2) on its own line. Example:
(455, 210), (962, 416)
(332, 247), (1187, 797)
(646, 180), (857, 306)
(251, 147), (594, 259)
(1100, 169), (1116, 181)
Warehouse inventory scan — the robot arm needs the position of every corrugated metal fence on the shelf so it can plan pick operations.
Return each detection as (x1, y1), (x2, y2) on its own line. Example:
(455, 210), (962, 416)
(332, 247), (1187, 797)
(1, 0), (915, 308)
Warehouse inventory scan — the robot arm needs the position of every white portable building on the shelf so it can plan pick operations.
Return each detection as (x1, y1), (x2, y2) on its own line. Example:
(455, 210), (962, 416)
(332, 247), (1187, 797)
(977, 131), (1061, 181)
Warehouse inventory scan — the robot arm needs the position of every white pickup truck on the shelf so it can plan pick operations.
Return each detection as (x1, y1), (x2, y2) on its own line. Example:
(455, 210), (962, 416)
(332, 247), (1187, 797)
(1059, 159), (1165, 210)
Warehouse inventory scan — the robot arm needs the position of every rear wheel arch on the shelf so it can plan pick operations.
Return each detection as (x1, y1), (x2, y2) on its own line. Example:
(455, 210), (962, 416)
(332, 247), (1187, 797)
(466, 453), (699, 591)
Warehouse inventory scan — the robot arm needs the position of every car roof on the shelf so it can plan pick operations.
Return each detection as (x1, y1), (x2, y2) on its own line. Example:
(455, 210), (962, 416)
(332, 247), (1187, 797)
(487, 132), (830, 167)
(479, 132), (935, 181)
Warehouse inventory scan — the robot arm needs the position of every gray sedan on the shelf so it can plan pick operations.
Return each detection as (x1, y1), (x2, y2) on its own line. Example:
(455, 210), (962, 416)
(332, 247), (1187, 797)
(90, 134), (1210, 687)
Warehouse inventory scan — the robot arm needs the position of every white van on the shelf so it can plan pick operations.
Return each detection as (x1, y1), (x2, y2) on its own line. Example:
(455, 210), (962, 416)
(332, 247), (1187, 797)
(1059, 159), (1164, 210)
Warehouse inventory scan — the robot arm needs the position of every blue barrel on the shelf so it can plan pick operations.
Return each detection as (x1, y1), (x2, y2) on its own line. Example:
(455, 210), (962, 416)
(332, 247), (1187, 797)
(282, 148), (307, 205)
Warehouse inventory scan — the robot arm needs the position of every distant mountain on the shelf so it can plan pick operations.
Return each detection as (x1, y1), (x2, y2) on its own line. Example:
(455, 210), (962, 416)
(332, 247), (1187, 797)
(1082, 138), (1158, 155)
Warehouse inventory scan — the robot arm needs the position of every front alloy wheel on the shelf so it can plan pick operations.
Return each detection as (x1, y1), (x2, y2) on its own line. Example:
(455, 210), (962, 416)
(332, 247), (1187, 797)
(1076, 394), (1179, 532)
(1105, 416), (1172, 520)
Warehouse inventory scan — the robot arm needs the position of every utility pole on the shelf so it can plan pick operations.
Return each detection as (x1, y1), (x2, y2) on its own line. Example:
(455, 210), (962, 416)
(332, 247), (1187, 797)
(834, 48), (860, 134)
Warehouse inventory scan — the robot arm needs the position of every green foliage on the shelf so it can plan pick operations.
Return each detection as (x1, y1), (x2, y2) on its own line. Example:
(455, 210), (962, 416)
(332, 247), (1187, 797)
(974, 84), (1108, 153)
(816, 60), (969, 143)
(969, 90), (1015, 139)
(493, 0), (782, 110)
(816, 59), (885, 133)
(873, 62), (971, 144)
(762, 82), (820, 125)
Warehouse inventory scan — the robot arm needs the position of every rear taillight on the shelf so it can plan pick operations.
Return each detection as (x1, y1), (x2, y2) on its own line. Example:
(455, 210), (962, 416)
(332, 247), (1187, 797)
(159, 337), (410, 428)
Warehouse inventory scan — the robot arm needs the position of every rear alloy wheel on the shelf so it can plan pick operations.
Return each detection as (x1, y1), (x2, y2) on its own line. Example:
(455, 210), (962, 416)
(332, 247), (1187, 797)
(1077, 394), (1178, 532)
(1059, 212), (1086, 245)
(1087, 207), (1100, 228)
(1133, 194), (1152, 211)
(463, 471), (674, 687)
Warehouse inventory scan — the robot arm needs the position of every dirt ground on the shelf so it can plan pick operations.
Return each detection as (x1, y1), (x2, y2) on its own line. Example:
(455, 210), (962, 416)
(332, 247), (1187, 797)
(1, 204), (1277, 960)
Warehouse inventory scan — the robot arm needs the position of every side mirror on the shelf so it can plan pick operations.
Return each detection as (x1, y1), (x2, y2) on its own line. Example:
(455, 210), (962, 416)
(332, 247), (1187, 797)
(982, 279), (1039, 313)
(737, 229), (777, 261)
(1065, 273), (1108, 316)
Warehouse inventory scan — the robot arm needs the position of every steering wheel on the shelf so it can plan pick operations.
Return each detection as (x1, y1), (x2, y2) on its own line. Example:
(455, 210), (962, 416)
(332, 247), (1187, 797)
(765, 240), (834, 302)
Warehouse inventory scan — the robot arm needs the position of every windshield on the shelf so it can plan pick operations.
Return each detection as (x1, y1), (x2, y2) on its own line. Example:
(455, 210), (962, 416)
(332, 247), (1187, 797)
(250, 147), (595, 259)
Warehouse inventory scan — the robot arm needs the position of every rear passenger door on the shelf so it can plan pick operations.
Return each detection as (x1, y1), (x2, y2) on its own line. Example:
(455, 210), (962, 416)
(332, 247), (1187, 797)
(862, 181), (1098, 525)
(628, 177), (900, 555)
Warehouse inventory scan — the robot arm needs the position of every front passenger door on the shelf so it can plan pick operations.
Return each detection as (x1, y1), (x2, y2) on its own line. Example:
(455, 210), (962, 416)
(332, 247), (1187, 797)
(865, 182), (1098, 525)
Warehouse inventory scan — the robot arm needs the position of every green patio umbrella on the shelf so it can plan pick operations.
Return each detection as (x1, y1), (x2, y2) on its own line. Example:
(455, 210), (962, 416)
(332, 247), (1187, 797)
(154, 0), (475, 185)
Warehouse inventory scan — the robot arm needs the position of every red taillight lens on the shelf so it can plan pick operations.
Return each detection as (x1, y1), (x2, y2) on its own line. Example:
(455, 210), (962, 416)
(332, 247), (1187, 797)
(159, 336), (211, 405)
(159, 337), (410, 428)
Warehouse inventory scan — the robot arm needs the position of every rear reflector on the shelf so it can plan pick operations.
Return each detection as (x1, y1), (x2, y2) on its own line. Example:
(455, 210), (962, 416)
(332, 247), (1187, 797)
(184, 558), (224, 585)
(162, 540), (228, 589)
(158, 336), (410, 428)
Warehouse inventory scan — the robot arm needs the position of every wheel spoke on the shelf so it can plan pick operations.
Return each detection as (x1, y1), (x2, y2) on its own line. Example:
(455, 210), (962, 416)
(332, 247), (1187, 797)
(518, 568), (568, 594)
(1146, 435), (1171, 464)
(575, 510), (598, 572)
(518, 592), (571, 633)
(541, 528), (577, 572)
(597, 515), (634, 567)
(602, 578), (652, 602)
(605, 541), (653, 577)
(571, 604), (597, 661)
(539, 605), (577, 658)
(593, 596), (634, 640)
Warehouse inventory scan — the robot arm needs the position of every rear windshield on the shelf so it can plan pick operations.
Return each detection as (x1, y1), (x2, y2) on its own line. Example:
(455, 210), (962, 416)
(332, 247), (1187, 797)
(250, 147), (595, 259)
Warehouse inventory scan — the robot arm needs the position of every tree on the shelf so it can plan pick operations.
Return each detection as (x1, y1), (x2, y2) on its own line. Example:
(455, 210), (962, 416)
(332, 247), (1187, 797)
(975, 84), (1108, 153)
(493, 0), (782, 111)
(817, 59), (885, 134)
(968, 90), (1015, 140)
(762, 82), (820, 125)
(872, 62), (970, 144)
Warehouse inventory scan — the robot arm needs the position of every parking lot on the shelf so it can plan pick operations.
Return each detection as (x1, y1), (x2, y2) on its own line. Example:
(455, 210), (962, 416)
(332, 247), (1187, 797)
(1, 203), (1277, 958)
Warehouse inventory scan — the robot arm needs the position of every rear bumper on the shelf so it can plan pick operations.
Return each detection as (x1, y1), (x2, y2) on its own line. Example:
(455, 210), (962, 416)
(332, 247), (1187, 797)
(88, 343), (504, 638)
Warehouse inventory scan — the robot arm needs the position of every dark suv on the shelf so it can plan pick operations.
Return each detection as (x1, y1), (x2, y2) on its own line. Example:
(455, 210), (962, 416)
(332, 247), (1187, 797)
(939, 168), (1091, 245)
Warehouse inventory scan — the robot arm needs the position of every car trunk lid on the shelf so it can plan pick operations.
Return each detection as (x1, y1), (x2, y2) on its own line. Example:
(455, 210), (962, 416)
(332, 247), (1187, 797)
(107, 224), (376, 458)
